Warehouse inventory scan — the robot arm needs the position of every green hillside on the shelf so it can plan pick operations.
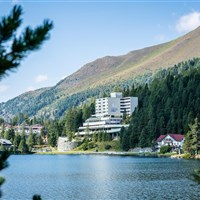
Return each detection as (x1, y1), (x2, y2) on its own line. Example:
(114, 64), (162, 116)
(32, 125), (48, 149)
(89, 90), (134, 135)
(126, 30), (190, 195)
(1, 27), (200, 120)
(120, 58), (200, 150)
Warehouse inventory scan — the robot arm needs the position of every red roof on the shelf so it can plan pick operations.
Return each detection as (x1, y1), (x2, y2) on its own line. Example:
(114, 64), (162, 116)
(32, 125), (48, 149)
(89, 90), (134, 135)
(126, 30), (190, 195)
(168, 134), (184, 142)
(156, 135), (166, 142)
(156, 134), (184, 142)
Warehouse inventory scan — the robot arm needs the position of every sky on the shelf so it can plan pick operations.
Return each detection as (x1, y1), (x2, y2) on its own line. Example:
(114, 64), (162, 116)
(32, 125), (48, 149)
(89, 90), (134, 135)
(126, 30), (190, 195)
(1, 0), (200, 103)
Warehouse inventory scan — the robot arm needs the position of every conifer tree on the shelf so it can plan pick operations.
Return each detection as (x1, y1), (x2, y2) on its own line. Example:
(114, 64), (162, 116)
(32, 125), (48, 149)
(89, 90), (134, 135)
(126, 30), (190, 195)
(13, 133), (21, 153)
(0, 5), (53, 198)
(184, 118), (200, 155)
(0, 5), (53, 79)
(27, 131), (34, 151)
(0, 151), (9, 197)
(18, 133), (28, 153)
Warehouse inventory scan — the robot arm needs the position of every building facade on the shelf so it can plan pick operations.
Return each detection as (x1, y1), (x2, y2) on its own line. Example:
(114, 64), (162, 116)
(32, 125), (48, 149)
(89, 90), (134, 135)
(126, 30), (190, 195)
(14, 124), (43, 135)
(77, 115), (128, 138)
(0, 124), (43, 136)
(77, 92), (138, 138)
(0, 138), (12, 149)
(156, 134), (185, 151)
(95, 92), (138, 117)
(57, 137), (78, 151)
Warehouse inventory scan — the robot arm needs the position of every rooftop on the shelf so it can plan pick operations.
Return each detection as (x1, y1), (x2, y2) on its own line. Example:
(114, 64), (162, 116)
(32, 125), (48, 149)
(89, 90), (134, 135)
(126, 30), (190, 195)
(156, 134), (184, 142)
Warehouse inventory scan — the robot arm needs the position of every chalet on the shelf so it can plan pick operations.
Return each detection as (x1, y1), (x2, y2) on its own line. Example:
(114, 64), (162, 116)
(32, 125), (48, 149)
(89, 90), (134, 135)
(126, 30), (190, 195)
(0, 124), (12, 132)
(0, 139), (12, 149)
(1, 124), (43, 135)
(14, 124), (43, 135)
(156, 134), (185, 151)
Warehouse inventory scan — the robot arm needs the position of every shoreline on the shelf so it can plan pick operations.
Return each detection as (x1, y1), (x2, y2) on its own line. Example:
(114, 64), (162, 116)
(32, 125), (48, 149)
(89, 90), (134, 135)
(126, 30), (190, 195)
(34, 150), (175, 158)
(9, 150), (200, 159)
(34, 151), (200, 159)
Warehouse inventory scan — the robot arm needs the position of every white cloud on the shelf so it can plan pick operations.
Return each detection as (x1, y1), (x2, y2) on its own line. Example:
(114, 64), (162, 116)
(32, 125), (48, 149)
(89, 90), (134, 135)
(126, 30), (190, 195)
(35, 74), (48, 83)
(0, 84), (9, 93)
(176, 11), (200, 33)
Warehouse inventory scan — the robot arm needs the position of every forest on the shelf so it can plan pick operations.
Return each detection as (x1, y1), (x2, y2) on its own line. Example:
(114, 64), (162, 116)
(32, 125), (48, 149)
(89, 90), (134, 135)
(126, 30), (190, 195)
(0, 100), (95, 152)
(120, 58), (200, 150)
(0, 58), (200, 153)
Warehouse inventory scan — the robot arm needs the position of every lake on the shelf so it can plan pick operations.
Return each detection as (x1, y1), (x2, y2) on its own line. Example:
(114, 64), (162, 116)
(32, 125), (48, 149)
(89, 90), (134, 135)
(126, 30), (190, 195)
(1, 155), (200, 200)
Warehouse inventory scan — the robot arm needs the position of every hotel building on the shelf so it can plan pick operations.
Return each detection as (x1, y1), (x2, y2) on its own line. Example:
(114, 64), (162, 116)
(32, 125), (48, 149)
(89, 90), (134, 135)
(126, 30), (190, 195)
(77, 92), (138, 138)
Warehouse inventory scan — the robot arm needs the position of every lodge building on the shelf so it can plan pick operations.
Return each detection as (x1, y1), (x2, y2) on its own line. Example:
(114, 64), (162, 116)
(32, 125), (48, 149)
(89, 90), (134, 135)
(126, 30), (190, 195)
(77, 92), (138, 138)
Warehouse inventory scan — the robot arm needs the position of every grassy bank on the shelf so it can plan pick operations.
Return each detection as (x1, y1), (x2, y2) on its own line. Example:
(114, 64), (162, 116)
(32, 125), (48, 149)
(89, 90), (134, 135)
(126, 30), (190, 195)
(33, 142), (200, 159)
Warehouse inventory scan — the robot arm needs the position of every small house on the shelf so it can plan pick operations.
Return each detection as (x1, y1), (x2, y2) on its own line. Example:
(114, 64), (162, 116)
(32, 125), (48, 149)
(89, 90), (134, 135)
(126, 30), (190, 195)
(156, 134), (185, 151)
(0, 138), (12, 149)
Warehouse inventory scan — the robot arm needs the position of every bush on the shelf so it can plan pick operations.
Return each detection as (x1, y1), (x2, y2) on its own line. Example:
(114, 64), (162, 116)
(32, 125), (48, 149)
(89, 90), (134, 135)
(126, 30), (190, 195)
(82, 143), (88, 151)
(182, 153), (193, 159)
(88, 142), (96, 149)
(105, 144), (112, 150)
(160, 145), (172, 154)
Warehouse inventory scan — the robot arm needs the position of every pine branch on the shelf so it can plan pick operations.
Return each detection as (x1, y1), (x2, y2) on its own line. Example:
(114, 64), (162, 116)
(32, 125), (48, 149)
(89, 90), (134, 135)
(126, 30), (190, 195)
(0, 151), (9, 171)
(0, 5), (53, 79)
(11, 20), (53, 57)
(0, 5), (22, 43)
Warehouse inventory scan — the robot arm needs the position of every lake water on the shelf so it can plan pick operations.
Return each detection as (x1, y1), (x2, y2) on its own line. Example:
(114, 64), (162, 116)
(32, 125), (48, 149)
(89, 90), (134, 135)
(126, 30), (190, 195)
(1, 155), (200, 200)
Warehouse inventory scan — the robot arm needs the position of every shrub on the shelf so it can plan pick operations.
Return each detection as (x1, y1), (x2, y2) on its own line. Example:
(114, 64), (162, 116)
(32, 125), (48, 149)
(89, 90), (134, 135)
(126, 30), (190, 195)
(88, 142), (95, 149)
(159, 145), (172, 154)
(82, 143), (88, 151)
(182, 153), (193, 159)
(105, 144), (112, 150)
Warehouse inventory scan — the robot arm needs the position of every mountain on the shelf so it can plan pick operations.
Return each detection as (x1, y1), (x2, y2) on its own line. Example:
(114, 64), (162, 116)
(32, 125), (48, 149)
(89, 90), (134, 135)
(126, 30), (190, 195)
(1, 27), (200, 120)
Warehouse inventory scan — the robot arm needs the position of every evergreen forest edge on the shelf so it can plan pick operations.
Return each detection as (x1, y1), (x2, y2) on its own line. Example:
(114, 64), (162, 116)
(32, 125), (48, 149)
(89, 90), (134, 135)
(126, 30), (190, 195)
(0, 57), (200, 154)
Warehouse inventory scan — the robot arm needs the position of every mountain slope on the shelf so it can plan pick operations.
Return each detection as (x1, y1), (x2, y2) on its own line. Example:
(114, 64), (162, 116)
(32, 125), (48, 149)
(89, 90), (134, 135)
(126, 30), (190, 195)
(1, 27), (200, 120)
(54, 27), (200, 96)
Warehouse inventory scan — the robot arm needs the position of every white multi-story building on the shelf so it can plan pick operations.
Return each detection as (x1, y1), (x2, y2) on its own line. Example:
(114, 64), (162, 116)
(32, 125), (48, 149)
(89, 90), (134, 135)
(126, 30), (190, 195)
(77, 115), (128, 138)
(77, 92), (138, 138)
(95, 92), (138, 117)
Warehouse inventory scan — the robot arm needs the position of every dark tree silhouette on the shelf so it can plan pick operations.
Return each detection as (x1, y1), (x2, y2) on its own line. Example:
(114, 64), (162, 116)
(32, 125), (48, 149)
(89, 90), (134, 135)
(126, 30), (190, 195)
(0, 151), (9, 197)
(0, 5), (53, 199)
(0, 5), (53, 79)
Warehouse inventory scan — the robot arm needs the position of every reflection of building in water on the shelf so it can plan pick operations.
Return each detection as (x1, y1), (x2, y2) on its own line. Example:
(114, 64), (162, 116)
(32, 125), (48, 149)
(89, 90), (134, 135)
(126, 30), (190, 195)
(77, 92), (138, 138)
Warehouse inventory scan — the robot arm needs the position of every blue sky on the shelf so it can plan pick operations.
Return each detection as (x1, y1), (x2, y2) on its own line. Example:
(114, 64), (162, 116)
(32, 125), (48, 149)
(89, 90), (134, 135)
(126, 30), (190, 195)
(0, 0), (200, 102)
